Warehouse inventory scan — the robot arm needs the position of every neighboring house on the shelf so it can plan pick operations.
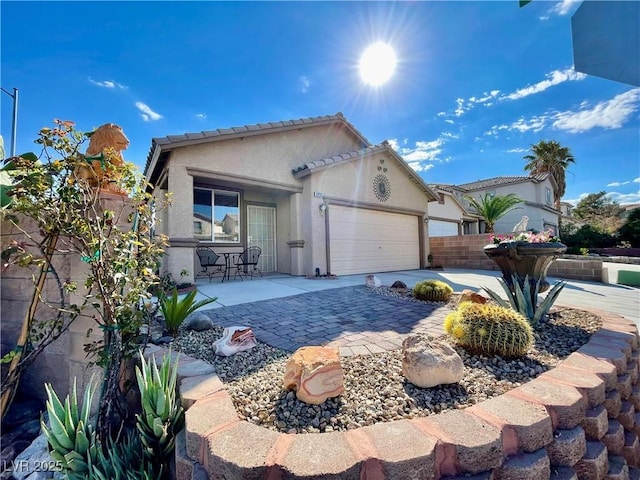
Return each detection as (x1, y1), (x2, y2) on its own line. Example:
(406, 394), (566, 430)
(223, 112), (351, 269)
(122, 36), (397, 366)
(558, 201), (584, 228)
(431, 174), (561, 234)
(144, 113), (439, 281)
(458, 174), (561, 233)
(426, 184), (482, 236)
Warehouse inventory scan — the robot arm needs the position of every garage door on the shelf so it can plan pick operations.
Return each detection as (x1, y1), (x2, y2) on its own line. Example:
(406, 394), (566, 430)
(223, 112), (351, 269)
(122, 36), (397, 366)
(328, 205), (420, 275)
(429, 219), (459, 237)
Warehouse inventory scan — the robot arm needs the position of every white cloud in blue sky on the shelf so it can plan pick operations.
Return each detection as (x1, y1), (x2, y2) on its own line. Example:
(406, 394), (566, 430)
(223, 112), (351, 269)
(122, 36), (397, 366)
(298, 76), (310, 94)
(135, 102), (163, 122)
(88, 78), (127, 90)
(195, 113), (207, 120)
(503, 68), (586, 101)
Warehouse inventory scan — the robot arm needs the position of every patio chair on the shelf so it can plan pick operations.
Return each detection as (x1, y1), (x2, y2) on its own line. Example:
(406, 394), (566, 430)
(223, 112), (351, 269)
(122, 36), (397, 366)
(195, 247), (226, 282)
(232, 246), (262, 280)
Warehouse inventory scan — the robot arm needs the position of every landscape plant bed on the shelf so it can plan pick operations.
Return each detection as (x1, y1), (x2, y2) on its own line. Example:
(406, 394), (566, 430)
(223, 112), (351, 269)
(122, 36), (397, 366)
(172, 291), (601, 435)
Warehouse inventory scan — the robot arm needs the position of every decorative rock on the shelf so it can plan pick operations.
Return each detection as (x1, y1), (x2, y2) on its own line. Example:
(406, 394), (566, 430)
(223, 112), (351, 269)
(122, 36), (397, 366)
(390, 280), (407, 294)
(12, 434), (55, 480)
(401, 335), (464, 388)
(459, 289), (488, 304)
(365, 274), (382, 288)
(214, 326), (257, 356)
(183, 312), (216, 331)
(283, 346), (344, 405)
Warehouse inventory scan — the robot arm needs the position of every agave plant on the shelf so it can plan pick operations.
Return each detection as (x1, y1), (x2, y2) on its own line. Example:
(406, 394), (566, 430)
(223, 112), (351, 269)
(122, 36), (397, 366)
(158, 288), (217, 335)
(41, 377), (99, 480)
(91, 429), (156, 480)
(483, 274), (566, 328)
(135, 351), (185, 478)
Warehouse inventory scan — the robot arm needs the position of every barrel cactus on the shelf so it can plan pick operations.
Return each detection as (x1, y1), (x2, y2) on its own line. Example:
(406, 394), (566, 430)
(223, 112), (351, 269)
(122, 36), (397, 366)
(444, 302), (534, 358)
(412, 280), (453, 302)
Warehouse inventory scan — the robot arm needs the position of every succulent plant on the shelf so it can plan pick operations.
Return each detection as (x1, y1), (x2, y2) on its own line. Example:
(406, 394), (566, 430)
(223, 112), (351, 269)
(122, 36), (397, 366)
(159, 288), (217, 335)
(483, 274), (566, 329)
(412, 280), (453, 302)
(135, 351), (185, 476)
(41, 377), (99, 480)
(444, 302), (534, 358)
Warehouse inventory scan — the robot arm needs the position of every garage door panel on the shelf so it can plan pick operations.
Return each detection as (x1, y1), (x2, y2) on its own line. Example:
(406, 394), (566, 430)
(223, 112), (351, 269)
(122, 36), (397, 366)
(329, 206), (420, 276)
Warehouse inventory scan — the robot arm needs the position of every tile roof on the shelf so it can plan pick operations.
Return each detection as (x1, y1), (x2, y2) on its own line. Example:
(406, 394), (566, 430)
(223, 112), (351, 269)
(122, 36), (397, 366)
(144, 112), (370, 178)
(292, 141), (439, 201)
(292, 144), (388, 177)
(455, 173), (552, 191)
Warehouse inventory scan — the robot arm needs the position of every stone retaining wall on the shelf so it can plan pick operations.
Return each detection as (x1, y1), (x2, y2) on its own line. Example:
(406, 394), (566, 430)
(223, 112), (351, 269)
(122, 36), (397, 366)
(149, 307), (640, 479)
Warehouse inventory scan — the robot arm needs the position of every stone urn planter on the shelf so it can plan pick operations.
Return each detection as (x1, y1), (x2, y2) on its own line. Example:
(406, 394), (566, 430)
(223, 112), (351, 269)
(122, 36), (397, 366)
(483, 241), (567, 293)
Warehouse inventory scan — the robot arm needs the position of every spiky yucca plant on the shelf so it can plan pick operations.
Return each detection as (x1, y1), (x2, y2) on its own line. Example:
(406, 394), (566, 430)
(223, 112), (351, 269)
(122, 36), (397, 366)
(412, 280), (453, 302)
(444, 302), (534, 358)
(135, 351), (185, 478)
(41, 377), (99, 480)
(483, 275), (566, 328)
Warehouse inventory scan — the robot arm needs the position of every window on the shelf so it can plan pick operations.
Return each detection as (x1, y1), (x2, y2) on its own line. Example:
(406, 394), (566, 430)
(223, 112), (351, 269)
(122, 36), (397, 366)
(438, 193), (445, 204)
(545, 188), (552, 205)
(194, 188), (240, 243)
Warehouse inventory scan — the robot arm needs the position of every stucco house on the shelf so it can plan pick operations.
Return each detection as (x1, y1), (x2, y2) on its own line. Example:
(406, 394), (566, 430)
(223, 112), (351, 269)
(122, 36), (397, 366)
(144, 113), (439, 282)
(426, 184), (482, 236)
(431, 173), (561, 235)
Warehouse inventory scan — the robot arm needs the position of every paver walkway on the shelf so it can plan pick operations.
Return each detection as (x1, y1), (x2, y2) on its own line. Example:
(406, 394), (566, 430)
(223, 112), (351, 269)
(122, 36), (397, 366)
(200, 285), (450, 356)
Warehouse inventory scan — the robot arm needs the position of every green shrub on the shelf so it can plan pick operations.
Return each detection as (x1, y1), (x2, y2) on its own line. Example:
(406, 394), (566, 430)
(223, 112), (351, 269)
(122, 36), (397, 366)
(444, 302), (534, 358)
(159, 288), (217, 335)
(412, 280), (453, 302)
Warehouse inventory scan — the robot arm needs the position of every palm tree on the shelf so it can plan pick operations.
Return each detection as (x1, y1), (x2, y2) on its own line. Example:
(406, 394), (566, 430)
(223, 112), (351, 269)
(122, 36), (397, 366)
(523, 140), (575, 210)
(464, 193), (523, 233)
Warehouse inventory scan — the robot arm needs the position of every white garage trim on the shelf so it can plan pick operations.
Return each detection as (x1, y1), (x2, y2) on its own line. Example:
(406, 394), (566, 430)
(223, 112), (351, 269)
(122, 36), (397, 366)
(429, 219), (459, 237)
(328, 205), (420, 276)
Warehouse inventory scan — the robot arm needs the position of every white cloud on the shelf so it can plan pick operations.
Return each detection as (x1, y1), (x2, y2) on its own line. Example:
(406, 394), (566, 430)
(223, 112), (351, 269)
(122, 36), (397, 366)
(444, 119), (454, 124)
(487, 88), (640, 135)
(503, 68), (586, 101)
(195, 113), (207, 120)
(135, 101), (163, 122)
(607, 181), (630, 187)
(298, 75), (310, 93)
(389, 135), (452, 173)
(607, 190), (640, 205)
(635, 178), (640, 183)
(88, 77), (127, 89)
(507, 148), (528, 153)
(552, 88), (640, 133)
(407, 162), (434, 173)
(549, 0), (581, 17)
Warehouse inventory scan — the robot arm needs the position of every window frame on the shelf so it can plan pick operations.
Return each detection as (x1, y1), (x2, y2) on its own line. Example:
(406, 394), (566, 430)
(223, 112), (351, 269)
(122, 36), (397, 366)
(193, 187), (241, 244)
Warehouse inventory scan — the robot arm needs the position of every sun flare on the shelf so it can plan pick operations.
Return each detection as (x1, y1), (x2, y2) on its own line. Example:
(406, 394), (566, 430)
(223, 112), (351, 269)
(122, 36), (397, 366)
(359, 42), (397, 86)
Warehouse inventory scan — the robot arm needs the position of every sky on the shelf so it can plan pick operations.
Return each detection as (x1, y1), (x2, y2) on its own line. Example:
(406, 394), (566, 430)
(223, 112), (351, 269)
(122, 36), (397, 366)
(1, 1), (639, 206)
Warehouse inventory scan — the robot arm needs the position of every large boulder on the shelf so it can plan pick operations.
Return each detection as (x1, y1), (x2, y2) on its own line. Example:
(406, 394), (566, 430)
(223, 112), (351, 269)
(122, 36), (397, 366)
(402, 335), (464, 388)
(283, 347), (345, 405)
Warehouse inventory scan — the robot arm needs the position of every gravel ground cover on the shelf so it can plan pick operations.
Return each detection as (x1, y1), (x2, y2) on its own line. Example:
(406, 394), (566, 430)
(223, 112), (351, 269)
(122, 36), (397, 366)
(173, 288), (601, 434)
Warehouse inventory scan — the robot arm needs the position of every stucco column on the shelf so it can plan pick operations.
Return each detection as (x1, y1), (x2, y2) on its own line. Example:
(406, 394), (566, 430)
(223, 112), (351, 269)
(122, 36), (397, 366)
(166, 168), (196, 283)
(288, 192), (305, 276)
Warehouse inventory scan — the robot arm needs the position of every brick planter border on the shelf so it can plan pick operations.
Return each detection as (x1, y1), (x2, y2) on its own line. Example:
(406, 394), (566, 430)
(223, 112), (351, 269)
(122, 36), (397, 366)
(145, 306), (640, 480)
